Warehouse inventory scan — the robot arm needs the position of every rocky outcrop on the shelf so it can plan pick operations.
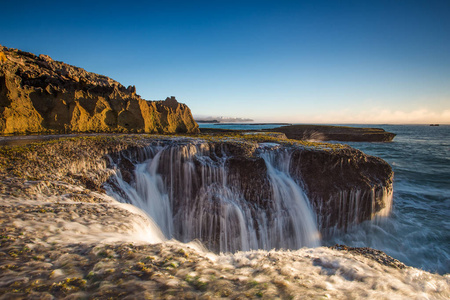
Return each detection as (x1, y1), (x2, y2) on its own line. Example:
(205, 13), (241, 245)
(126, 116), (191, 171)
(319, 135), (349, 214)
(105, 136), (393, 249)
(330, 245), (406, 269)
(0, 134), (393, 251)
(0, 45), (199, 134)
(290, 148), (393, 234)
(270, 125), (396, 142)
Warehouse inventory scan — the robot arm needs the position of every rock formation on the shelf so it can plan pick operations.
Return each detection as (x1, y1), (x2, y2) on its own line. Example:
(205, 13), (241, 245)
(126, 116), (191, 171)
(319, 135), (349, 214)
(104, 135), (393, 250)
(270, 125), (396, 142)
(0, 134), (393, 252)
(0, 45), (199, 134)
(289, 147), (393, 234)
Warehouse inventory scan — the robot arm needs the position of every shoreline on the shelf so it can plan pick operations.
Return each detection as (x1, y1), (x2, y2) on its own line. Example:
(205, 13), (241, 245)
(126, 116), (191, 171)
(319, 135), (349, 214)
(0, 134), (448, 298)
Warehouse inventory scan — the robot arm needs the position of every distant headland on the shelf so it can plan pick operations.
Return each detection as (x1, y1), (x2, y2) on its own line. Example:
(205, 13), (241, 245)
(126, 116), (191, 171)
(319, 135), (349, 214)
(200, 124), (396, 142)
(270, 124), (396, 142)
(195, 117), (253, 123)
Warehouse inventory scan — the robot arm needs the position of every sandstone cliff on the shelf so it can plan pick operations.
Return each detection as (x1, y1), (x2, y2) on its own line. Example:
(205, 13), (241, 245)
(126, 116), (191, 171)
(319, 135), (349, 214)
(0, 45), (199, 134)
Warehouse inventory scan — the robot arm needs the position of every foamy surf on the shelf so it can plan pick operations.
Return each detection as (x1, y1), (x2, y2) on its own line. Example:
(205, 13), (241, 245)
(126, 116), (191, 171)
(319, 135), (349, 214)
(1, 187), (448, 299)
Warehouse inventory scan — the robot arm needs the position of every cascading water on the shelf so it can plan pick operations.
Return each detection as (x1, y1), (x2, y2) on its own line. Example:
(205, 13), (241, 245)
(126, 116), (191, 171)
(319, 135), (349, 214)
(259, 147), (320, 249)
(106, 141), (321, 252)
(314, 187), (393, 238)
(107, 146), (174, 238)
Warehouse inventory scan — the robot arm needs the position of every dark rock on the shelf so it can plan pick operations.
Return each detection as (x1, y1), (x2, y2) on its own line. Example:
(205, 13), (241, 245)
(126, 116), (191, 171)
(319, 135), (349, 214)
(270, 125), (396, 142)
(290, 148), (393, 232)
(163, 96), (179, 109)
(226, 156), (272, 208)
(117, 157), (135, 185)
(330, 244), (406, 269)
(126, 85), (136, 94)
(105, 138), (393, 242)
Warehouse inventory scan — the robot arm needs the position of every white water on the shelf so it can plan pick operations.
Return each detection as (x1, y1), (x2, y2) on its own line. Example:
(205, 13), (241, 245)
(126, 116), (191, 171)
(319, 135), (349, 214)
(261, 149), (320, 248)
(212, 247), (449, 299)
(4, 186), (447, 298)
(316, 186), (394, 238)
(107, 142), (320, 252)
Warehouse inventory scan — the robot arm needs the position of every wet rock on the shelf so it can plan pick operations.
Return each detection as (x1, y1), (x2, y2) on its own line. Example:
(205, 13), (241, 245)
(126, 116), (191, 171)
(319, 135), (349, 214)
(0, 134), (393, 250)
(270, 125), (396, 142)
(330, 244), (406, 269)
(290, 148), (393, 232)
(103, 137), (393, 246)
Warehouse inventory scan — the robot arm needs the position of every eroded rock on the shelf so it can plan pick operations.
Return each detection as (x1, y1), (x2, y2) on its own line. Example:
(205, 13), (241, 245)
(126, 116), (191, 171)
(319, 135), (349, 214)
(0, 45), (199, 134)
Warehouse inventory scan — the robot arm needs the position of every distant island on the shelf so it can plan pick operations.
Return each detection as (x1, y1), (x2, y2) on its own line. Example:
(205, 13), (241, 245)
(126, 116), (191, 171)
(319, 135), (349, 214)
(195, 117), (254, 123)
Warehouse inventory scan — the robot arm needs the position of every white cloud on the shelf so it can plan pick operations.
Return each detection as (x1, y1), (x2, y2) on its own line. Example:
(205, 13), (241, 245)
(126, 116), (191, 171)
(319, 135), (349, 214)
(286, 107), (450, 124)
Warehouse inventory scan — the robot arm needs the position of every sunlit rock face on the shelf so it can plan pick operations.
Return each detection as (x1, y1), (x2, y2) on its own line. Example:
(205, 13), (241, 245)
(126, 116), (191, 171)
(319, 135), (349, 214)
(106, 138), (393, 252)
(0, 45), (199, 134)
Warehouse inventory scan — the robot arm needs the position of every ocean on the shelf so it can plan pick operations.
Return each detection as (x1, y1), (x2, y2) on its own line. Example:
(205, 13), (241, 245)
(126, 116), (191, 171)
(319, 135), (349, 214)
(198, 123), (450, 274)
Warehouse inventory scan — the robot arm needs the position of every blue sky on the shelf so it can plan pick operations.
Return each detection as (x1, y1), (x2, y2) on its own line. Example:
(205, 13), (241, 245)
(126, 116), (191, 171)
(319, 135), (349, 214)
(1, 0), (449, 123)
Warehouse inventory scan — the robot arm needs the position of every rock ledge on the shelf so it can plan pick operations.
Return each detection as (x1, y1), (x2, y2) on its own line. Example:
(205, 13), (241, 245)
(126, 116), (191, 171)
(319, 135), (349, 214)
(269, 124), (396, 142)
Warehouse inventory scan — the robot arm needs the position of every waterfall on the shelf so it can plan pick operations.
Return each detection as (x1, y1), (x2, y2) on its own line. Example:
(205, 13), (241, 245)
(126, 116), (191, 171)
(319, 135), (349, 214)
(314, 186), (394, 238)
(259, 148), (320, 249)
(106, 141), (321, 252)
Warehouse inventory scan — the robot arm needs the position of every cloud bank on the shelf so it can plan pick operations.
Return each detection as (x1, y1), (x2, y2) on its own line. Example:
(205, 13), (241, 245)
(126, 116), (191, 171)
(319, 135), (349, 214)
(280, 108), (450, 124)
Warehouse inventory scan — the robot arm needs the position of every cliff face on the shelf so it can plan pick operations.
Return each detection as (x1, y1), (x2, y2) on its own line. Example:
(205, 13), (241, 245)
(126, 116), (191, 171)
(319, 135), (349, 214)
(0, 45), (199, 134)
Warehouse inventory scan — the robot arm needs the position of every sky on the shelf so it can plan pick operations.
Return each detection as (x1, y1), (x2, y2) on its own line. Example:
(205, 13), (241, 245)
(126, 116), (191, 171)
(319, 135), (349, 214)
(1, 0), (449, 124)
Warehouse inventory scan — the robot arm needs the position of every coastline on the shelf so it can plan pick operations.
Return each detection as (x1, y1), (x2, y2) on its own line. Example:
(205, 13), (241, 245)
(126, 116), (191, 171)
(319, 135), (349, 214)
(199, 124), (396, 142)
(0, 133), (447, 298)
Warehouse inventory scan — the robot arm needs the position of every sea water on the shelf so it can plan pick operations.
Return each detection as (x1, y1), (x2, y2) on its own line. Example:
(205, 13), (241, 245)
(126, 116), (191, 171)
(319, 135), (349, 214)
(329, 124), (450, 275)
(199, 123), (449, 274)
